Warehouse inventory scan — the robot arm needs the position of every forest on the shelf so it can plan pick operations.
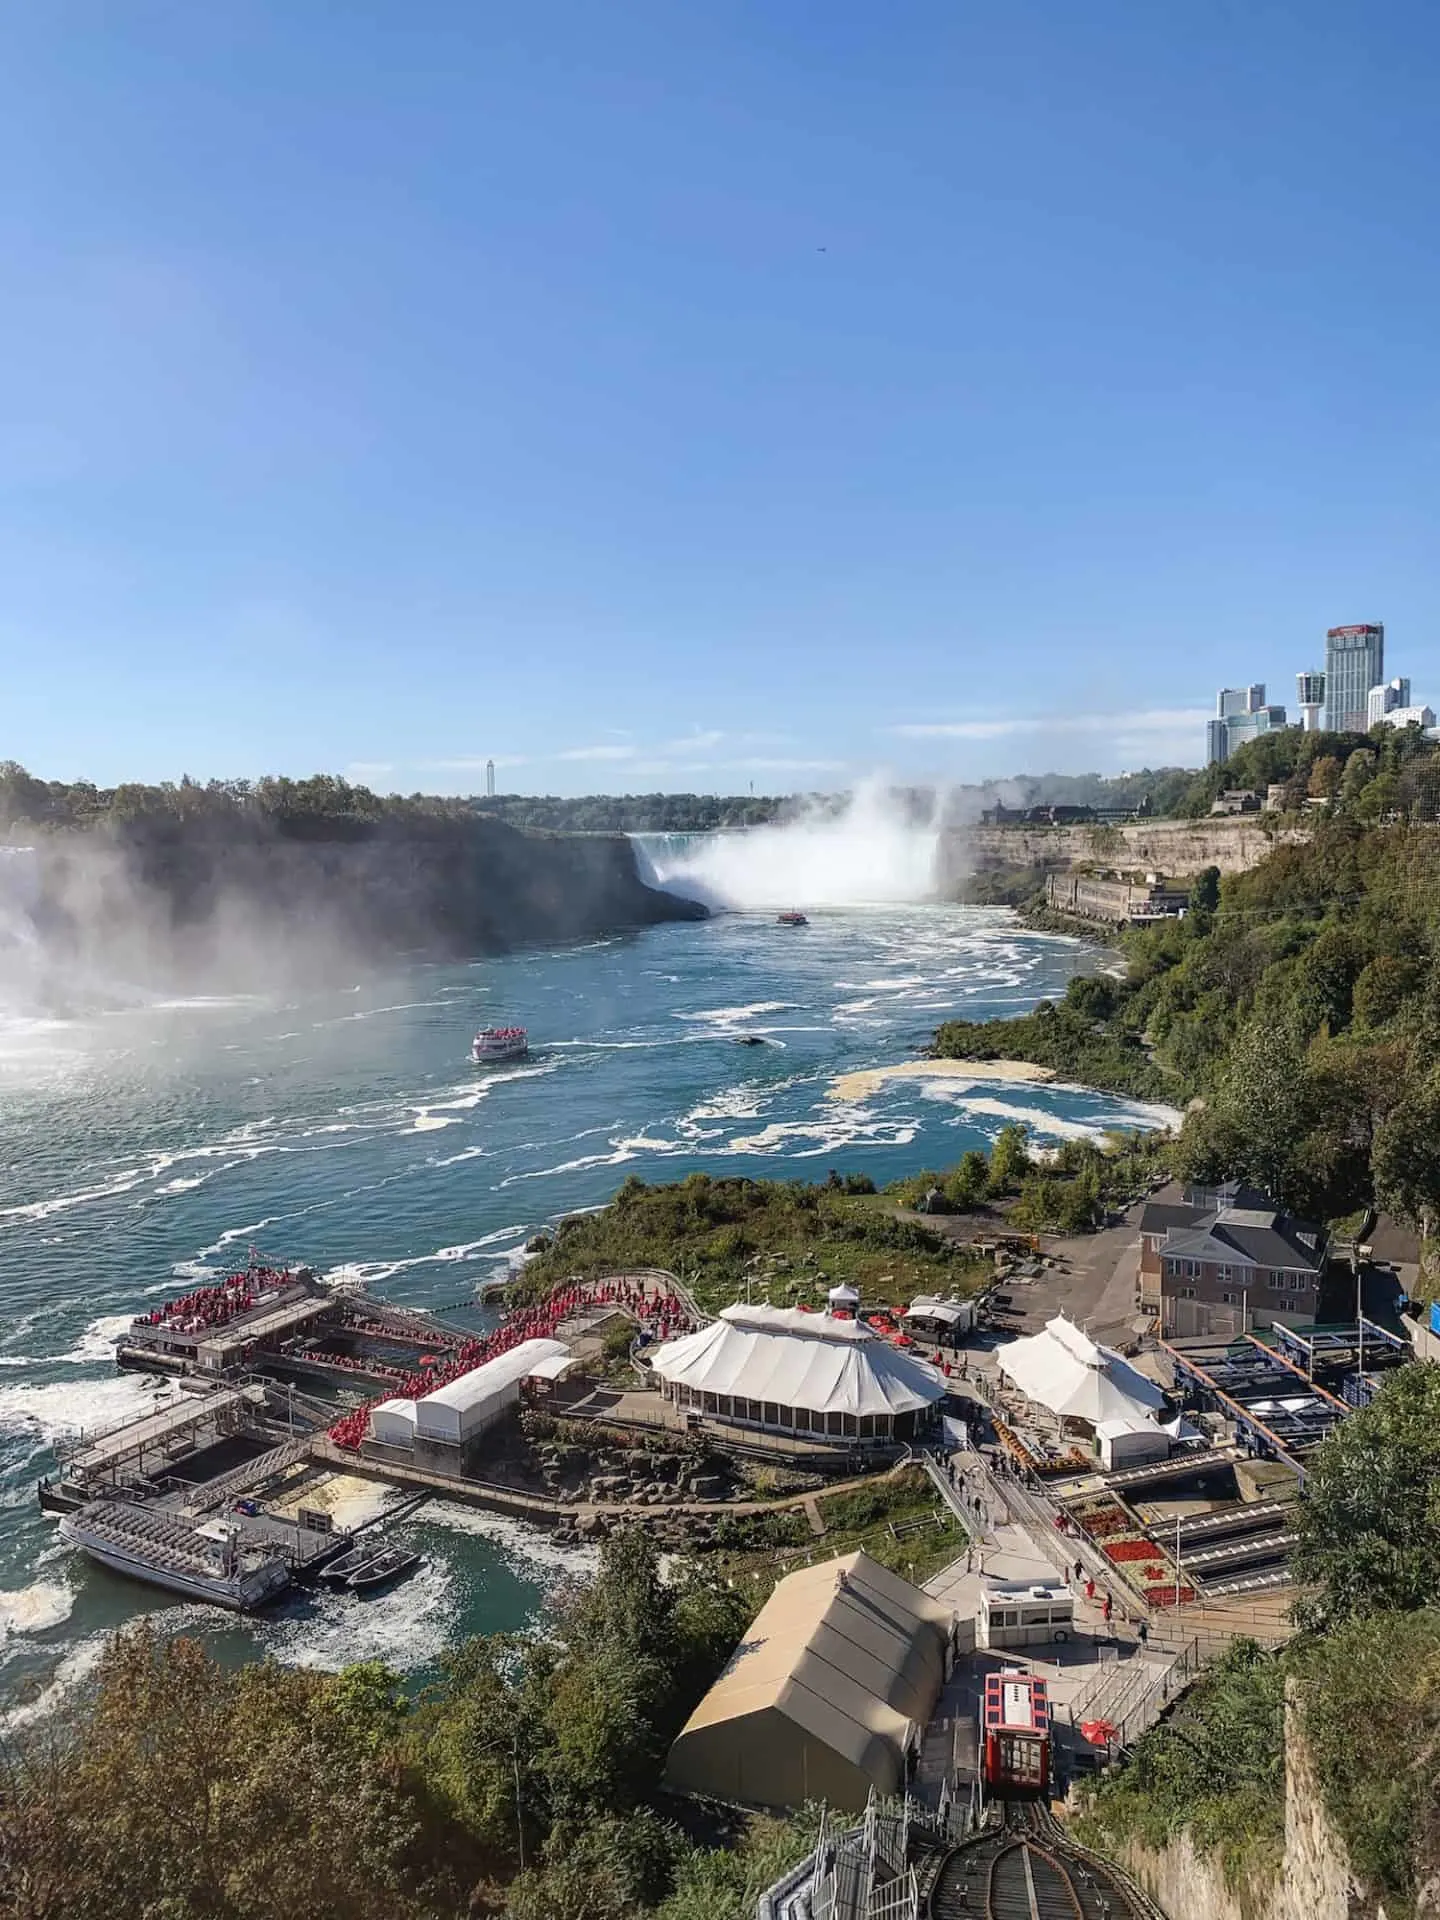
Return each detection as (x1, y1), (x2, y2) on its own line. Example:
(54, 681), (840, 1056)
(940, 796), (1440, 1235)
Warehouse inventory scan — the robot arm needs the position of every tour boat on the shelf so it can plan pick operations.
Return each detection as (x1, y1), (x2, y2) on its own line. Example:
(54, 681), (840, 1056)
(472, 1025), (529, 1064)
(776, 910), (809, 926)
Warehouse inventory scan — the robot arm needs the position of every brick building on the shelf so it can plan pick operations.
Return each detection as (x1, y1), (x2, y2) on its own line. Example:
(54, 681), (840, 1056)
(1150, 1190), (1326, 1340)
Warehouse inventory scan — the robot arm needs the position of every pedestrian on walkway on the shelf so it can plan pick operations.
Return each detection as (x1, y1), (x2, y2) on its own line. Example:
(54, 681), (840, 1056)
(1074, 1559), (1083, 1582)
(1138, 1618), (1149, 1647)
(1085, 1577), (1096, 1601)
(1102, 1593), (1113, 1626)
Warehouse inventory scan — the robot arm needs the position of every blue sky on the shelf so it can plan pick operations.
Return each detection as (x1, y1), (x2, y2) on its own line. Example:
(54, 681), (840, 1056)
(2, 2), (1437, 795)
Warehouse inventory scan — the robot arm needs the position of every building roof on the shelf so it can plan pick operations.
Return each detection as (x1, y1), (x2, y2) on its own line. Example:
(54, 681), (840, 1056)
(905, 1295), (970, 1325)
(670, 1550), (951, 1773)
(1162, 1206), (1323, 1275)
(415, 1338), (572, 1415)
(648, 1305), (946, 1418)
(1138, 1201), (1204, 1238)
(996, 1315), (1167, 1425)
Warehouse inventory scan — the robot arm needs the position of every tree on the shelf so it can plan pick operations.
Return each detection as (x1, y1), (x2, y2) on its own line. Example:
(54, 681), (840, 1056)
(1371, 1076), (1440, 1230)
(1188, 865), (1221, 916)
(1292, 1366), (1440, 1628)
(987, 1122), (1031, 1195)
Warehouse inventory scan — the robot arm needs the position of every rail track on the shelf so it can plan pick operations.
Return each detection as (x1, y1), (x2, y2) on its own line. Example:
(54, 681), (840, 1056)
(930, 1804), (1163, 1920)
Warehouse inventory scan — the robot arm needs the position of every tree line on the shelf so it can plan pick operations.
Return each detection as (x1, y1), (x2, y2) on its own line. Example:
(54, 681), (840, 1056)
(0, 1531), (815, 1920)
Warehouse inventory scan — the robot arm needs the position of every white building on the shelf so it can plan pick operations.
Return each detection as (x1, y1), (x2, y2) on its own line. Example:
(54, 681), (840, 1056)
(1380, 703), (1436, 731)
(647, 1304), (946, 1446)
(1367, 678), (1412, 727)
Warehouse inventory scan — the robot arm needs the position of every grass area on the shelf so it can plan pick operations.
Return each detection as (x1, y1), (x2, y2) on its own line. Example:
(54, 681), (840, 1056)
(933, 1000), (1171, 1100)
(701, 1466), (965, 1602)
(519, 1172), (989, 1317)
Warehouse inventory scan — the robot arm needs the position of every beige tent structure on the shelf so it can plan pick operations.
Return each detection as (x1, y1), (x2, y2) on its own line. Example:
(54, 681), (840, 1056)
(663, 1549), (952, 1813)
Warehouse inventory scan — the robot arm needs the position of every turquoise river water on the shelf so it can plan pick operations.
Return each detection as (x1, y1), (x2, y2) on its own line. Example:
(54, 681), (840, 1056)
(0, 887), (1175, 1721)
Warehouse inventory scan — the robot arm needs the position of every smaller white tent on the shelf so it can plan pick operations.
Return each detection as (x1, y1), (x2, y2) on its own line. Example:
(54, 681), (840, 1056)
(996, 1315), (1166, 1428)
(414, 1338), (572, 1444)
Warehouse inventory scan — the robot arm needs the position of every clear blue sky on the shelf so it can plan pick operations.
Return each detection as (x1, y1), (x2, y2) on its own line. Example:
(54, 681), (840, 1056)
(2, 2), (1437, 795)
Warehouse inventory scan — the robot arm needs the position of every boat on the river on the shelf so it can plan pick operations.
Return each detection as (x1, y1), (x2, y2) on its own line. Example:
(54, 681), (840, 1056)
(776, 910), (808, 926)
(60, 1501), (292, 1612)
(346, 1544), (422, 1593)
(317, 1543), (372, 1585)
(472, 1026), (529, 1063)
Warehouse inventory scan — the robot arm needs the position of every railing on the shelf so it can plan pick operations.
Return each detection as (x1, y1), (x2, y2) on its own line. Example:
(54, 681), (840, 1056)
(758, 1793), (926, 1920)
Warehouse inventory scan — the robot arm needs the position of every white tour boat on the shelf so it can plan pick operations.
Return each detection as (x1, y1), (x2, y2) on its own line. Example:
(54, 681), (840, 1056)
(471, 1025), (529, 1064)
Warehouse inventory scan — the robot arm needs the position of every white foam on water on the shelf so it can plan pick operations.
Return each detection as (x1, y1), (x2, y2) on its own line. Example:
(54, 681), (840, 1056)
(422, 1502), (601, 1580)
(256, 1553), (461, 1673)
(59, 1314), (134, 1365)
(409, 1115), (456, 1132)
(0, 1373), (178, 1443)
(0, 1579), (73, 1637)
(727, 1116), (919, 1156)
(680, 1001), (795, 1025)
(0, 1631), (107, 1732)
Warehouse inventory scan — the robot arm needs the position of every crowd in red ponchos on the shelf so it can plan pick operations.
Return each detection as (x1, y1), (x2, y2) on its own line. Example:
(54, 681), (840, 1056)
(135, 1265), (292, 1336)
(326, 1275), (694, 1451)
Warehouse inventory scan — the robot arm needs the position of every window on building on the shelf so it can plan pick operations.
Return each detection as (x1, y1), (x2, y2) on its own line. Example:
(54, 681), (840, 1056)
(1221, 1291), (1237, 1304)
(1218, 1265), (1232, 1285)
(1183, 1287), (1197, 1299)
(1268, 1273), (1288, 1290)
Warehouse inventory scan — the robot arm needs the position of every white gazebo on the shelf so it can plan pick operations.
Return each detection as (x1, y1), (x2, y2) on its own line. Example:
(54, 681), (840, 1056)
(648, 1304), (945, 1446)
(995, 1315), (1166, 1432)
(827, 1283), (860, 1312)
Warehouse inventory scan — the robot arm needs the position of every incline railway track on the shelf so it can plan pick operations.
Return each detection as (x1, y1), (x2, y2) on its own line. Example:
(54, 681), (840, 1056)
(931, 1804), (1164, 1920)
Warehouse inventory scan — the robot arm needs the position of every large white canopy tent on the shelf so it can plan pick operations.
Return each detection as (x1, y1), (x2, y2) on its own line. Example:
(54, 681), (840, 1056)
(996, 1315), (1166, 1429)
(648, 1304), (946, 1444)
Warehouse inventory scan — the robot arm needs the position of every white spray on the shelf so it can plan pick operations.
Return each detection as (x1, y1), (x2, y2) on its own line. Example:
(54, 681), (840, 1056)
(638, 782), (945, 911)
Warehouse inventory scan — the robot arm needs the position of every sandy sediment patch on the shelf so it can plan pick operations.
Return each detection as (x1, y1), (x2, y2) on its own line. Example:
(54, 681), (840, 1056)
(828, 1059), (1058, 1102)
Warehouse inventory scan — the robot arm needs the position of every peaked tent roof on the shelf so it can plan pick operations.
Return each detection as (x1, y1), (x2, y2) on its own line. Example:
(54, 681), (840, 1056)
(648, 1304), (946, 1418)
(667, 1550), (951, 1778)
(996, 1315), (1167, 1425)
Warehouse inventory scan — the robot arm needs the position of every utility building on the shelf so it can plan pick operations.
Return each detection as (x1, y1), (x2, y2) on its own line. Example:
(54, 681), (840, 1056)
(662, 1551), (953, 1812)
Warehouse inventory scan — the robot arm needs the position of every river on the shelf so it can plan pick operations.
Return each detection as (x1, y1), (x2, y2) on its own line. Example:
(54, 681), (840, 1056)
(0, 883), (1173, 1719)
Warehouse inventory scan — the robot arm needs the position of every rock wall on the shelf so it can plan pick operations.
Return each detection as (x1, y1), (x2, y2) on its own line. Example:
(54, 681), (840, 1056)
(1117, 1699), (1378, 1920)
(23, 814), (705, 994)
(952, 816), (1308, 882)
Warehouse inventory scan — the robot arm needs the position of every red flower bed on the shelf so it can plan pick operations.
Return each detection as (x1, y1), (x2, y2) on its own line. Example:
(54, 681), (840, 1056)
(1080, 1509), (1129, 1539)
(1104, 1539), (1163, 1563)
(1144, 1583), (1197, 1608)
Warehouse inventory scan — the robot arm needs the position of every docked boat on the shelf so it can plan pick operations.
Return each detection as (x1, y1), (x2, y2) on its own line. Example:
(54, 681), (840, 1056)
(776, 910), (808, 926)
(317, 1543), (371, 1585)
(472, 1025), (529, 1064)
(347, 1545), (422, 1593)
(60, 1500), (292, 1612)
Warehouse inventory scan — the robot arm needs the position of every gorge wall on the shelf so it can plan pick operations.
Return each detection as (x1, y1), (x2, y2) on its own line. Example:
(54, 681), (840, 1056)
(952, 815), (1309, 883)
(12, 815), (704, 998)
(1116, 1700), (1381, 1920)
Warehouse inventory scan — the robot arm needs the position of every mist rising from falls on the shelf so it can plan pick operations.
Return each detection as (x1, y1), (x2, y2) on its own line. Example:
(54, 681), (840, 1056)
(637, 785), (946, 911)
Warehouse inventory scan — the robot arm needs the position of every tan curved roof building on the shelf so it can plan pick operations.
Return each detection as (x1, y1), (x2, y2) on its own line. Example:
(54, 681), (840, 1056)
(663, 1549), (952, 1813)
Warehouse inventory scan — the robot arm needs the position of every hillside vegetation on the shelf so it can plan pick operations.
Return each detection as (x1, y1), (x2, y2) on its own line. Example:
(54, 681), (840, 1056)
(941, 804), (1440, 1231)
(519, 1171), (987, 1316)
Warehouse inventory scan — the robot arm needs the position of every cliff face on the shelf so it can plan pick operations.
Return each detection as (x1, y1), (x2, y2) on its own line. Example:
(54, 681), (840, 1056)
(948, 815), (1310, 885)
(26, 815), (704, 990)
(1118, 1699), (1382, 1920)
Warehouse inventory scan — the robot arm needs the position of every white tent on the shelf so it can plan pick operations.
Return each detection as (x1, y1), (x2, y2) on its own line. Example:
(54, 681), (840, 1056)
(414, 1338), (572, 1444)
(827, 1283), (860, 1308)
(996, 1315), (1166, 1427)
(649, 1304), (945, 1424)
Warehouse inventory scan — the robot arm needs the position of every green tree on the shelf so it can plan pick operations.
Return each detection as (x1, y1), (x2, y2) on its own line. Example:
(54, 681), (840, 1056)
(1292, 1366), (1440, 1628)
(1371, 1077), (1440, 1231)
(987, 1122), (1032, 1195)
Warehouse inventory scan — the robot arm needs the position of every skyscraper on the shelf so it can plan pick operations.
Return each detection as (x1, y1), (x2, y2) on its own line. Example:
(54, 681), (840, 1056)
(1296, 670), (1325, 732)
(485, 757), (496, 798)
(1207, 685), (1287, 764)
(1366, 678), (1411, 728)
(1325, 624), (1384, 732)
